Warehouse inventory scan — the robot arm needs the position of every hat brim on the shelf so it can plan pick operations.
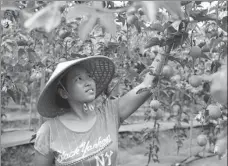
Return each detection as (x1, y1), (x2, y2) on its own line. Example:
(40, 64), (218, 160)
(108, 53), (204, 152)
(37, 56), (115, 118)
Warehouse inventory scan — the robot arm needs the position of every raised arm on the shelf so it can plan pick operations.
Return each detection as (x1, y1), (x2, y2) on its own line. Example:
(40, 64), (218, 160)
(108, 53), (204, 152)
(118, 72), (155, 122)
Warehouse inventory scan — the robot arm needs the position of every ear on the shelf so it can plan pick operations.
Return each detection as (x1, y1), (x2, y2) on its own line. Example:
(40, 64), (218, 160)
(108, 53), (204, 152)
(58, 88), (68, 99)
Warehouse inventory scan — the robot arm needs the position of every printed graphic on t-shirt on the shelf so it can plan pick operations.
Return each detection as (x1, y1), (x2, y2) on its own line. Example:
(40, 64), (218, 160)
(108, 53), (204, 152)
(56, 134), (115, 166)
(94, 150), (113, 166)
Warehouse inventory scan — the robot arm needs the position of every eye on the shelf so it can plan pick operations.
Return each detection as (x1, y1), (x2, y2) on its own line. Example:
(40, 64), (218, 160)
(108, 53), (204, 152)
(75, 76), (82, 81)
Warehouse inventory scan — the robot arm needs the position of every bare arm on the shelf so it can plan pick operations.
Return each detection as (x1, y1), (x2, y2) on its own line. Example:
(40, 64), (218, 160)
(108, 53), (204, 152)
(118, 72), (155, 122)
(34, 150), (54, 166)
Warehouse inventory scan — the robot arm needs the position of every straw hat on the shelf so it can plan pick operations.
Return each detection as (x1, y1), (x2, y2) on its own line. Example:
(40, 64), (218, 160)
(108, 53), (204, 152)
(37, 56), (115, 118)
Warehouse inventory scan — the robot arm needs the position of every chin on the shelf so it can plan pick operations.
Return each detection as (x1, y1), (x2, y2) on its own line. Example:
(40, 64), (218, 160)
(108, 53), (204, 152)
(85, 96), (96, 103)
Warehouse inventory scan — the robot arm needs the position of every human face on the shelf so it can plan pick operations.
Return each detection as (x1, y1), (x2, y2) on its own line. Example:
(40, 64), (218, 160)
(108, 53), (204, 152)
(65, 66), (96, 103)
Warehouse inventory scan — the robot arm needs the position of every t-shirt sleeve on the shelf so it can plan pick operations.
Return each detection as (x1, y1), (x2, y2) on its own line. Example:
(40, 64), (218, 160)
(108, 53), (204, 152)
(103, 98), (122, 129)
(34, 121), (53, 157)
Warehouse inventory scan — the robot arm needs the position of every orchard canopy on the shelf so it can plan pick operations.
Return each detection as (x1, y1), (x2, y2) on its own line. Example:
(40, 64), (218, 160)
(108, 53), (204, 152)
(1, 1), (227, 108)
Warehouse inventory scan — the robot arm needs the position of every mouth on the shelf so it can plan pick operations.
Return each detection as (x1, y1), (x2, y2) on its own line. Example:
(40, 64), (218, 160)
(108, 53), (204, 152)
(85, 88), (95, 93)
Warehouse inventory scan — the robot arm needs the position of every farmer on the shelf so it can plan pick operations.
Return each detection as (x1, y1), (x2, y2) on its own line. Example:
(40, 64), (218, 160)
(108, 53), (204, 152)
(34, 56), (155, 166)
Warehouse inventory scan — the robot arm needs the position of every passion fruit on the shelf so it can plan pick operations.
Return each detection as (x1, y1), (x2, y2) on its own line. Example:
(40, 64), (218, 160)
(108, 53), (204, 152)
(127, 15), (138, 25)
(197, 134), (207, 147)
(162, 65), (174, 78)
(151, 109), (163, 120)
(207, 104), (221, 119)
(172, 104), (181, 116)
(150, 100), (161, 110)
(189, 46), (202, 58)
(189, 75), (202, 87)
(171, 74), (181, 83)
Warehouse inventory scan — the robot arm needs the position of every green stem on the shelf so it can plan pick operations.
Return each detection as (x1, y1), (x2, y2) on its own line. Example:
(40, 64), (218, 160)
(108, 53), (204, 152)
(29, 83), (34, 130)
(189, 108), (193, 156)
(39, 40), (46, 127)
(0, 5), (2, 161)
(216, 0), (219, 38)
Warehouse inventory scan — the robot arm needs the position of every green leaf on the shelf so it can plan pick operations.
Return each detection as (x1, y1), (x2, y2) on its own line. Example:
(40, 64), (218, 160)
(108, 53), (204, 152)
(78, 15), (97, 41)
(160, 1), (184, 20)
(133, 20), (141, 33)
(185, 2), (194, 16)
(167, 56), (185, 68)
(144, 37), (160, 49)
(7, 89), (21, 104)
(149, 23), (164, 32)
(18, 48), (26, 57)
(99, 13), (116, 36)
(17, 40), (29, 46)
(200, 53), (211, 60)
(126, 67), (139, 82)
(27, 48), (38, 62)
(159, 90), (170, 98)
(171, 20), (182, 31)
(182, 118), (189, 124)
(218, 16), (227, 32)
(16, 83), (28, 94)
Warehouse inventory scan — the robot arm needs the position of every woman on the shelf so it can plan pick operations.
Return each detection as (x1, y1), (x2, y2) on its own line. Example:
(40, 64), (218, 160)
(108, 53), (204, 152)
(34, 56), (154, 166)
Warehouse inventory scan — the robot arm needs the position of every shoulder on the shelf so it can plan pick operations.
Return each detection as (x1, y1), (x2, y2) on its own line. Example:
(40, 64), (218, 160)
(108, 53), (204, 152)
(37, 119), (52, 135)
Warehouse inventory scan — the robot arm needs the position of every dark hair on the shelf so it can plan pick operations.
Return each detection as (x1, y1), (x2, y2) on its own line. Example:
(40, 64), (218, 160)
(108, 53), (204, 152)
(55, 73), (71, 109)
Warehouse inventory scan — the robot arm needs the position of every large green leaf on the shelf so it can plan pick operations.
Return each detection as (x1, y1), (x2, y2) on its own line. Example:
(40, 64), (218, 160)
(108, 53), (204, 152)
(144, 37), (160, 49)
(78, 15), (97, 41)
(218, 16), (227, 32)
(99, 13), (116, 36)
(24, 2), (64, 32)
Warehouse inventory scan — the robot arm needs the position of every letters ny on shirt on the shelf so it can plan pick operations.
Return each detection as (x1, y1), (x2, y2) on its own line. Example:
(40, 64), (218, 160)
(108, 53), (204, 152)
(95, 150), (113, 166)
(57, 134), (113, 163)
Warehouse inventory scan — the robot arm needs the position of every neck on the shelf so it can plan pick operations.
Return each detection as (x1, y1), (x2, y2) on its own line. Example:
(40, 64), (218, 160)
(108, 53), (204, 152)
(67, 101), (89, 120)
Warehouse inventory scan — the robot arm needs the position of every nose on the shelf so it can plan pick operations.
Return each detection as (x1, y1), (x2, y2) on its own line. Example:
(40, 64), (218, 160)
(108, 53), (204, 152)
(85, 81), (91, 87)
(84, 77), (92, 87)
